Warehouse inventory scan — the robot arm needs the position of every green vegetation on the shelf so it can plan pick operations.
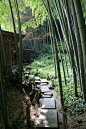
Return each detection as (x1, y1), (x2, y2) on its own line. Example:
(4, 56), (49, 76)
(26, 44), (86, 116)
(0, 0), (86, 128)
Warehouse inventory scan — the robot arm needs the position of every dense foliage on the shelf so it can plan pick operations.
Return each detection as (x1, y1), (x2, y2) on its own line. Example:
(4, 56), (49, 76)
(0, 0), (86, 31)
(28, 44), (86, 116)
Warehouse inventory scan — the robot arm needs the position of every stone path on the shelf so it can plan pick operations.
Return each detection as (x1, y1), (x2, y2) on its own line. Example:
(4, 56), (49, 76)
(37, 109), (58, 128)
(34, 76), (60, 128)
(41, 98), (55, 109)
(12, 66), (63, 128)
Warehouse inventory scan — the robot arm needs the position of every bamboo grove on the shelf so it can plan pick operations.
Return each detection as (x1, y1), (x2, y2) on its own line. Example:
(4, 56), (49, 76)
(0, 0), (86, 128)
(41, 0), (86, 109)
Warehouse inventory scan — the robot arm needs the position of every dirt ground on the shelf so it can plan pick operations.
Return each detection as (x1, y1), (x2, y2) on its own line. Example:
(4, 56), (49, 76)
(0, 86), (86, 129)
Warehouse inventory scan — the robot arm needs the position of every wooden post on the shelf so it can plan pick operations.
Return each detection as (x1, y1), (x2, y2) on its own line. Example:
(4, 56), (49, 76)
(52, 79), (54, 87)
(47, 73), (50, 80)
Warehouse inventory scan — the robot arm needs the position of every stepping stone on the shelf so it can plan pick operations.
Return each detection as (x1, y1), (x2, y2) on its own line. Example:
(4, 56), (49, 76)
(41, 79), (49, 84)
(40, 86), (50, 93)
(35, 76), (41, 81)
(42, 98), (55, 109)
(44, 92), (53, 96)
(40, 83), (48, 86)
(37, 109), (58, 128)
(25, 74), (28, 77)
(36, 85), (40, 88)
(29, 75), (34, 78)
(24, 71), (29, 74)
(35, 81), (41, 84)
(42, 95), (52, 98)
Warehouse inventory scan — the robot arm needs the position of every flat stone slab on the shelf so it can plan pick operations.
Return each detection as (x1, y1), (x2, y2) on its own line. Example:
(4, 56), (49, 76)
(40, 83), (48, 86)
(24, 74), (28, 77)
(40, 86), (50, 93)
(37, 109), (58, 128)
(44, 92), (53, 96)
(35, 81), (41, 84)
(42, 98), (55, 109)
(29, 75), (34, 78)
(24, 71), (29, 74)
(42, 95), (52, 98)
(41, 79), (49, 84)
(40, 84), (49, 87)
(35, 76), (41, 80)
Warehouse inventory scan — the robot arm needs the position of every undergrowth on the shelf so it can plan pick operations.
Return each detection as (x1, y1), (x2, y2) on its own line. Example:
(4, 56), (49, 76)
(27, 44), (86, 116)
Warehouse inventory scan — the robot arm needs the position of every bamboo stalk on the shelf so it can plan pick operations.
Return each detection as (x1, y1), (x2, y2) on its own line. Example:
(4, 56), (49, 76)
(0, 49), (8, 129)
(70, 0), (85, 91)
(46, 0), (64, 108)
(50, 4), (67, 85)
(54, 0), (78, 97)
(53, 0), (72, 71)
(8, 0), (19, 66)
(73, 0), (86, 101)
(43, 1), (57, 78)
(62, 0), (79, 96)
(73, 0), (86, 74)
(14, 0), (23, 91)
(48, 15), (57, 78)
(62, 0), (80, 83)
(50, 3), (69, 78)
(47, 20), (48, 50)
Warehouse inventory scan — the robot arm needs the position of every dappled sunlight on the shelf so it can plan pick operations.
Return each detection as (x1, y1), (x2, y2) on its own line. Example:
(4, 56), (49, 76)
(36, 109), (49, 127)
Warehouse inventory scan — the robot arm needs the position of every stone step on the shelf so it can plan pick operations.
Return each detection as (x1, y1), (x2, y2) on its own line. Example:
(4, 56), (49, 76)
(35, 81), (41, 84)
(40, 86), (51, 93)
(29, 75), (34, 78)
(24, 71), (29, 74)
(44, 92), (53, 96)
(42, 95), (52, 98)
(40, 83), (48, 86)
(41, 98), (55, 109)
(35, 76), (41, 81)
(36, 109), (58, 128)
(40, 79), (49, 84)
(24, 74), (29, 77)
